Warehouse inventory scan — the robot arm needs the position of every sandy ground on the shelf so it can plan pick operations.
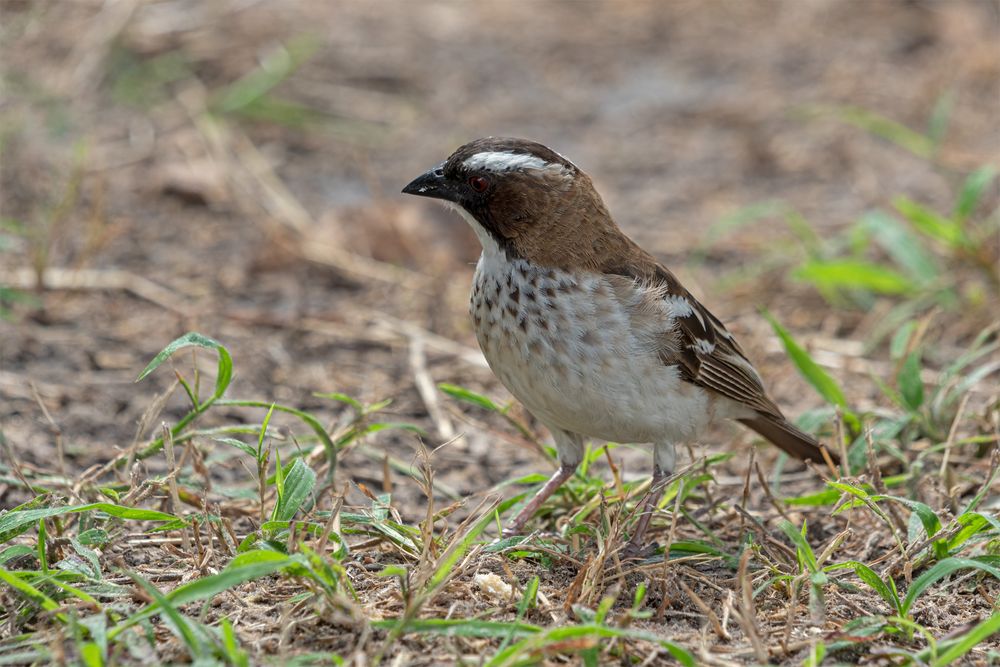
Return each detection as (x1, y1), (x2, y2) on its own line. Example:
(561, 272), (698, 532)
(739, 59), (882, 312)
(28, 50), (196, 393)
(1, 1), (998, 663)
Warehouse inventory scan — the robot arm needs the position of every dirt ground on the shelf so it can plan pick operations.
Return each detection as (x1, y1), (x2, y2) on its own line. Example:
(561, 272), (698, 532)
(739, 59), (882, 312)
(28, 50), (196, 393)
(1, 1), (999, 664)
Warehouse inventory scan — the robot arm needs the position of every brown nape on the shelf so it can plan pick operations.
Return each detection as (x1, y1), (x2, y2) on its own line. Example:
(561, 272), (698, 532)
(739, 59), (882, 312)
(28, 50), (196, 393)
(501, 170), (651, 272)
(738, 415), (839, 464)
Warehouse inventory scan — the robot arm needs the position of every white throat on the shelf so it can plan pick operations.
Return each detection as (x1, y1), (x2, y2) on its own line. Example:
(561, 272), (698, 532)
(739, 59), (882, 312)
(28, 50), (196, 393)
(445, 202), (506, 261)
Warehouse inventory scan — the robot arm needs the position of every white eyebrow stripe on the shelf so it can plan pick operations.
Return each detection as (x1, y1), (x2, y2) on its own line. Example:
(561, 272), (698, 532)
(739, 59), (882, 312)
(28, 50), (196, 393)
(462, 151), (559, 173)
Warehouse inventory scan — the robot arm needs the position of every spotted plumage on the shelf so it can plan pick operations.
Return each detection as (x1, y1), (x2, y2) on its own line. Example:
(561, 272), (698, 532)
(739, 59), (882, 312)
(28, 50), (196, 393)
(402, 137), (836, 555)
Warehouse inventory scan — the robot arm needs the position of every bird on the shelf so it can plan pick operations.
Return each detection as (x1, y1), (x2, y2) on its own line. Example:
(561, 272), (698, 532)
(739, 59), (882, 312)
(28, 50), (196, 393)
(402, 137), (836, 556)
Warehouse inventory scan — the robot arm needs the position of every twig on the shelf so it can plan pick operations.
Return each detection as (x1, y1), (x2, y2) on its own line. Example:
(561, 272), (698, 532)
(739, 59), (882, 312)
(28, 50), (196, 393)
(30, 382), (65, 480)
(734, 548), (768, 664)
(678, 578), (729, 640)
(739, 446), (755, 540)
(754, 461), (793, 524)
(161, 422), (190, 553)
(408, 335), (455, 440)
(939, 392), (971, 484)
(0, 267), (192, 315)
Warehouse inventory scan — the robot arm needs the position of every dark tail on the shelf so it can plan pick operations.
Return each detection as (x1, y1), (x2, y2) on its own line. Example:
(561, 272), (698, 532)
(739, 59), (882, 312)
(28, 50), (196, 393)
(738, 416), (839, 465)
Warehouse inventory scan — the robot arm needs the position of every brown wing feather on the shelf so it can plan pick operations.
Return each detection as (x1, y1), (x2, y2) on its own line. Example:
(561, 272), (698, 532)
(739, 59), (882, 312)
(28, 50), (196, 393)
(606, 259), (781, 416)
(603, 252), (837, 463)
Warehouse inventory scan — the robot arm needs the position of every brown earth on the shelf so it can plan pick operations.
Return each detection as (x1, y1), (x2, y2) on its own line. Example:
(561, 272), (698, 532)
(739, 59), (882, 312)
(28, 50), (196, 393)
(1, 1), (998, 664)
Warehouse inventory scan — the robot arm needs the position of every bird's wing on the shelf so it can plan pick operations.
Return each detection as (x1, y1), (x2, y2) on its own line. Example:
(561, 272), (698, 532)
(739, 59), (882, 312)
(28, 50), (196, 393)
(604, 265), (784, 420)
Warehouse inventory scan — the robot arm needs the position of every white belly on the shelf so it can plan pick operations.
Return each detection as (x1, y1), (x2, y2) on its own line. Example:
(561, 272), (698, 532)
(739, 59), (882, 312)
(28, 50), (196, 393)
(470, 255), (719, 445)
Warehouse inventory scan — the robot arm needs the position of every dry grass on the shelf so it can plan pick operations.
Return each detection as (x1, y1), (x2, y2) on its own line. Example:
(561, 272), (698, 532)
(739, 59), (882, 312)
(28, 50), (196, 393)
(1, 1), (998, 664)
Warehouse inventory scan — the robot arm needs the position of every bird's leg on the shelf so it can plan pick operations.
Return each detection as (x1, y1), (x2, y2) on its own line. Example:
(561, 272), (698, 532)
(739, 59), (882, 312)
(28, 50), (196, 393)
(622, 466), (668, 557)
(623, 442), (676, 558)
(503, 464), (576, 537)
(503, 429), (583, 538)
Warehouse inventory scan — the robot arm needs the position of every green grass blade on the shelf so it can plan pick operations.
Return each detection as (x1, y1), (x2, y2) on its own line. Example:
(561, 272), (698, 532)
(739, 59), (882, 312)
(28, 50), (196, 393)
(901, 557), (1000, 616)
(0, 503), (177, 544)
(793, 259), (915, 295)
(953, 166), (997, 224)
(438, 383), (501, 412)
(762, 311), (850, 413)
(128, 573), (205, 657)
(822, 105), (933, 158)
(871, 495), (941, 540)
(861, 211), (940, 284)
(929, 611), (1000, 666)
(370, 618), (541, 638)
(108, 551), (299, 638)
(779, 520), (820, 574)
(426, 506), (496, 592)
(214, 400), (336, 479)
(897, 351), (924, 411)
(272, 458), (317, 523)
(486, 623), (696, 667)
(0, 568), (65, 622)
(894, 196), (962, 247)
(136, 332), (233, 400)
(826, 561), (901, 613)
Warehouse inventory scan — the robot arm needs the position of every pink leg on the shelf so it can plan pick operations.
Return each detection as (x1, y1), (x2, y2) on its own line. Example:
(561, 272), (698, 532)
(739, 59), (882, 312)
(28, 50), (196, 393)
(502, 464), (576, 537)
(623, 466), (669, 558)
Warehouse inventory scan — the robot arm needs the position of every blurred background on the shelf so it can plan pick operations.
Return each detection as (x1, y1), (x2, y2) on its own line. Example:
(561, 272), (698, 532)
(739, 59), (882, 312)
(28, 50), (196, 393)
(1, 0), (998, 503)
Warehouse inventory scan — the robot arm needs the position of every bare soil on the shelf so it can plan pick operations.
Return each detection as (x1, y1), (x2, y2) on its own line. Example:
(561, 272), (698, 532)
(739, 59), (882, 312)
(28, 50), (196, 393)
(2, 1), (998, 664)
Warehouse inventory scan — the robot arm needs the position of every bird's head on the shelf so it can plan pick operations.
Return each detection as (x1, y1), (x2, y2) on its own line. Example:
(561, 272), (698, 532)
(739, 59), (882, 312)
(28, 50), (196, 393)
(402, 137), (625, 269)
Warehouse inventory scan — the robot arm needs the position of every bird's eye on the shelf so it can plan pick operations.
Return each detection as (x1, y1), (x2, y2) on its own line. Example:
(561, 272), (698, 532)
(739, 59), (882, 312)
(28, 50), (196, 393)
(468, 175), (489, 192)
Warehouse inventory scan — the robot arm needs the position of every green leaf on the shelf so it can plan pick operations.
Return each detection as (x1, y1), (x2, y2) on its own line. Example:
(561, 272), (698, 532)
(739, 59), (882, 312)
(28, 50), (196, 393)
(784, 488), (841, 506)
(426, 507), (496, 593)
(212, 437), (258, 458)
(258, 402), (276, 459)
(827, 561), (901, 613)
(929, 610), (1000, 666)
(947, 512), (998, 552)
(779, 520), (819, 574)
(894, 197), (963, 248)
(518, 576), (539, 617)
(272, 458), (317, 523)
(370, 618), (541, 639)
(762, 312), (850, 412)
(438, 383), (502, 412)
(128, 574), (205, 656)
(897, 351), (924, 411)
(926, 90), (954, 150)
(109, 551), (299, 639)
(0, 545), (34, 566)
(213, 35), (321, 114)
(0, 503), (177, 544)
(486, 623), (695, 667)
(889, 320), (917, 361)
(136, 332), (233, 400)
(315, 392), (363, 411)
(219, 617), (249, 667)
(872, 495), (941, 540)
(793, 259), (914, 295)
(861, 211), (940, 283)
(824, 105), (934, 159)
(900, 557), (1000, 615)
(0, 568), (66, 622)
(213, 400), (336, 480)
(953, 166), (997, 224)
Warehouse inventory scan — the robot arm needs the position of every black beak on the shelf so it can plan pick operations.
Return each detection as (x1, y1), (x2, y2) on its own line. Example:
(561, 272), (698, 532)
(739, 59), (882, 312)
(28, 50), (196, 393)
(401, 163), (457, 202)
